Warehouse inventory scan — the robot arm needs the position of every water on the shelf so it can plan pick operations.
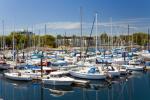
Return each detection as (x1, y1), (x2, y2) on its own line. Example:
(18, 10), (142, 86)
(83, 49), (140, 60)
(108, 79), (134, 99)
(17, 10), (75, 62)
(0, 71), (150, 100)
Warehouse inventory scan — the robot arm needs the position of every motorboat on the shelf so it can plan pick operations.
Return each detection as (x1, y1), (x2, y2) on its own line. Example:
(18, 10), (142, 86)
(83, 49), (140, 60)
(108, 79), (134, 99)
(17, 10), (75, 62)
(42, 71), (74, 85)
(69, 66), (106, 80)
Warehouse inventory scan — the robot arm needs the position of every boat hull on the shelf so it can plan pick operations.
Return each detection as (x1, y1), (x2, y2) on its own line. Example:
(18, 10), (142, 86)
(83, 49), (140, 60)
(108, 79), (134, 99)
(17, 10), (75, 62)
(107, 71), (120, 77)
(122, 65), (144, 71)
(4, 73), (32, 81)
(127, 67), (144, 71)
(69, 71), (106, 80)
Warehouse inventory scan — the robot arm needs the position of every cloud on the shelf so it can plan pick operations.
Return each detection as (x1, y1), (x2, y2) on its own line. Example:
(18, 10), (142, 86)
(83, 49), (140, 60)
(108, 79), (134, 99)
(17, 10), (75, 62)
(30, 17), (150, 31)
(2, 17), (150, 35)
(36, 22), (80, 30)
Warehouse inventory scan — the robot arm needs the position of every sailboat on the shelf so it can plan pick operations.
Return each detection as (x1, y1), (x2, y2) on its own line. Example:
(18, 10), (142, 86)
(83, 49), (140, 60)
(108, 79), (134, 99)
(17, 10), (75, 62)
(70, 13), (106, 80)
(4, 72), (32, 81)
(4, 30), (32, 81)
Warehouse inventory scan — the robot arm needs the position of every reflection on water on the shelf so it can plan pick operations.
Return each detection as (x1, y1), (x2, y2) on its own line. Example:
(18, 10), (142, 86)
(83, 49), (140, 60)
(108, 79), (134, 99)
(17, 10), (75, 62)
(43, 84), (73, 97)
(0, 71), (150, 100)
(0, 77), (41, 100)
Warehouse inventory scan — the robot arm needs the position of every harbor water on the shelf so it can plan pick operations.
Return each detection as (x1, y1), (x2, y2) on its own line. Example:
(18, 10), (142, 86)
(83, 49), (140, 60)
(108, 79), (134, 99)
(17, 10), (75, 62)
(0, 71), (150, 100)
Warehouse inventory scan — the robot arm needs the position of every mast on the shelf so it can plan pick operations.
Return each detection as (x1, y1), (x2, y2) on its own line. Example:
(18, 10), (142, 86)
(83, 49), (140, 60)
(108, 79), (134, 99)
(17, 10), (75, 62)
(13, 26), (15, 62)
(0, 22), (2, 50)
(131, 28), (134, 50)
(2, 20), (5, 50)
(0, 35), (2, 50)
(38, 30), (41, 50)
(44, 24), (47, 47)
(34, 27), (36, 50)
(80, 7), (83, 60)
(127, 24), (130, 50)
(95, 13), (98, 57)
(31, 25), (34, 49)
(84, 16), (95, 61)
(64, 32), (67, 51)
(110, 18), (113, 49)
(41, 52), (43, 78)
(148, 28), (150, 50)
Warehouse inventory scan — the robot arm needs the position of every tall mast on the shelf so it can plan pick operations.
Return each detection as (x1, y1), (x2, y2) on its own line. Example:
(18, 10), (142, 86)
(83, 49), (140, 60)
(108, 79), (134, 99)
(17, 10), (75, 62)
(148, 28), (150, 50)
(0, 34), (2, 50)
(64, 32), (66, 48)
(127, 24), (130, 51)
(31, 25), (34, 48)
(80, 7), (83, 60)
(131, 28), (134, 49)
(128, 24), (130, 46)
(2, 20), (5, 50)
(33, 26), (36, 50)
(110, 18), (113, 49)
(38, 30), (41, 49)
(13, 26), (15, 62)
(44, 24), (47, 47)
(95, 13), (98, 57)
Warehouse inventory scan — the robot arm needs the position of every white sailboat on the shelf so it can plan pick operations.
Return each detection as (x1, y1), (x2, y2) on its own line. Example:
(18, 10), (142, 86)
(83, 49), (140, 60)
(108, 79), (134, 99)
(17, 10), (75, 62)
(4, 72), (32, 81)
(4, 30), (32, 81)
(70, 13), (106, 80)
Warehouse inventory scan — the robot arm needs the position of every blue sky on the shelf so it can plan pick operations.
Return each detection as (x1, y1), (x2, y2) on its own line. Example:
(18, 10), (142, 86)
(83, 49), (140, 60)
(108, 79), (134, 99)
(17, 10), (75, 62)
(0, 0), (150, 36)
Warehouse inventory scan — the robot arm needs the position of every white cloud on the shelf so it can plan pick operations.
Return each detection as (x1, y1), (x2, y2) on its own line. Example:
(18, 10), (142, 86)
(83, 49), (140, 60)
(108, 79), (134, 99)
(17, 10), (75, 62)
(30, 17), (150, 31)
(36, 22), (80, 30)
(2, 17), (150, 35)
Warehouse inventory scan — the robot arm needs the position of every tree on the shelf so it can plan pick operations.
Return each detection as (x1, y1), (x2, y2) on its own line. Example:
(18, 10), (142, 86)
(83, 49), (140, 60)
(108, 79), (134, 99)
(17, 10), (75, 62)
(100, 33), (108, 44)
(41, 35), (56, 47)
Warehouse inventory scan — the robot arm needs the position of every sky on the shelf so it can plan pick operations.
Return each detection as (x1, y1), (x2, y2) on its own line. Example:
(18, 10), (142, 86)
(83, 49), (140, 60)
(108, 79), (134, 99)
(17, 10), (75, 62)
(0, 0), (150, 36)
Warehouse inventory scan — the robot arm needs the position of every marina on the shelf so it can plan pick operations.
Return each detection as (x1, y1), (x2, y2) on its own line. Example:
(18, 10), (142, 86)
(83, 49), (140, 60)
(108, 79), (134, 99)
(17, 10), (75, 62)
(0, 46), (149, 100)
(0, 71), (150, 100)
(0, 0), (150, 100)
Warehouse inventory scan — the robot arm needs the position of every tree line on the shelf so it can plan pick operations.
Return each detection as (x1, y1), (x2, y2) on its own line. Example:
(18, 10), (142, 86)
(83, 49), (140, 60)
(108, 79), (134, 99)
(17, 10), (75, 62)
(0, 31), (149, 50)
(56, 32), (150, 47)
(0, 31), (56, 50)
